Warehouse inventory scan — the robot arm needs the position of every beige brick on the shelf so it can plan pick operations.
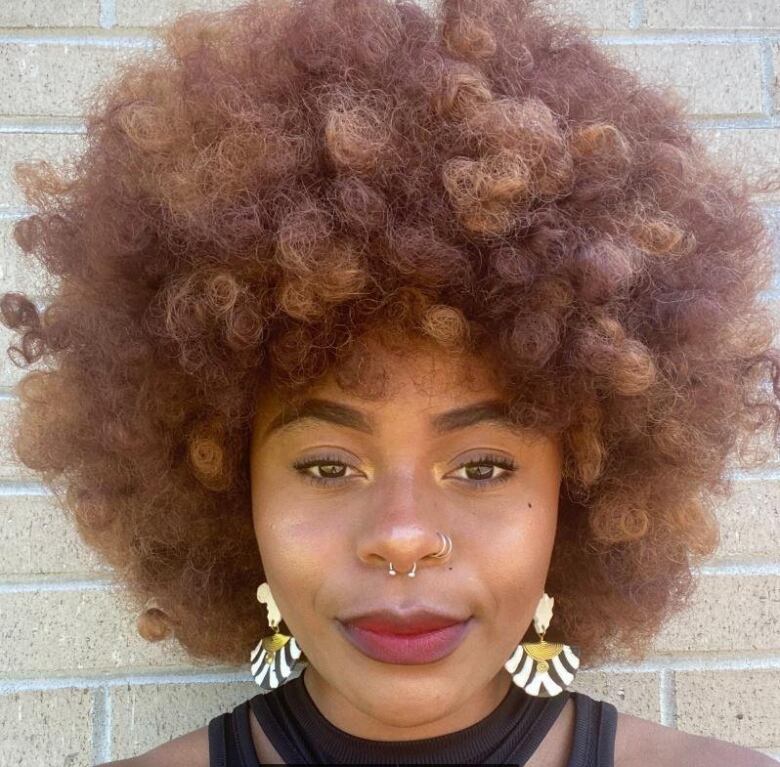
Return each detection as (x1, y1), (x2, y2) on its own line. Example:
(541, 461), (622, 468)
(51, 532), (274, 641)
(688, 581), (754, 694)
(695, 128), (780, 202)
(0, 588), (192, 673)
(652, 575), (779, 654)
(0, 396), (37, 480)
(0, 0), (99, 28)
(0, 323), (26, 390)
(0, 43), (139, 118)
(0, 217), (57, 299)
(730, 424), (780, 472)
(0, 326), (57, 391)
(0, 494), (109, 576)
(645, 0), (780, 29)
(117, 0), (634, 30)
(676, 669), (780, 748)
(110, 681), (260, 759)
(606, 44), (764, 117)
(0, 132), (85, 210)
(726, 336), (780, 469)
(116, 0), (239, 28)
(552, 0), (633, 30)
(712, 480), (780, 561)
(570, 670), (661, 721)
(0, 687), (94, 767)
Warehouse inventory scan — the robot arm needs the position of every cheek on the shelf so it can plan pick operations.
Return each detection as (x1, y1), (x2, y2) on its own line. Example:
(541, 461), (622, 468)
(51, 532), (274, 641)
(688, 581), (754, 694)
(251, 484), (342, 631)
(471, 500), (558, 638)
(254, 502), (325, 572)
(252, 519), (322, 639)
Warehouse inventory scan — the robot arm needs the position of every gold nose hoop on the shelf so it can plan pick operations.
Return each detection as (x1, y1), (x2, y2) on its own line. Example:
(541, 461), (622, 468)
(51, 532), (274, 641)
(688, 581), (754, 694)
(430, 531), (452, 559)
(388, 531), (452, 577)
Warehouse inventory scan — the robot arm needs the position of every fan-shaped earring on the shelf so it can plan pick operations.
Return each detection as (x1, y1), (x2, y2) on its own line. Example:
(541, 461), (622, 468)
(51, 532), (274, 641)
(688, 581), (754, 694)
(504, 592), (580, 697)
(250, 583), (302, 690)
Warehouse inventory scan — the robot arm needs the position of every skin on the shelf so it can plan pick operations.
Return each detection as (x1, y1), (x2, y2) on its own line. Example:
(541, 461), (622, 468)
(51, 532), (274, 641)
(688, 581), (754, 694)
(248, 334), (563, 740)
(99, 334), (778, 766)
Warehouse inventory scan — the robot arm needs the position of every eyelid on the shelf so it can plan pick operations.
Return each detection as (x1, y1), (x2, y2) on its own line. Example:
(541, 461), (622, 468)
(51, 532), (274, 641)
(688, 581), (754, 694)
(291, 452), (518, 489)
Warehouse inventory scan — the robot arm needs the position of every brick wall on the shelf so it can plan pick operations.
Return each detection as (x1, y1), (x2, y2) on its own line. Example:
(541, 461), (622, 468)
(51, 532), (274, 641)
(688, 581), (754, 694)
(0, 0), (778, 764)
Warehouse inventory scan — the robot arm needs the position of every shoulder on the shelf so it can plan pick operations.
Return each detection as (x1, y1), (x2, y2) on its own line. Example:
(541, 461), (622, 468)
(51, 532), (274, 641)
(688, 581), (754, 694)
(615, 711), (776, 767)
(93, 723), (209, 767)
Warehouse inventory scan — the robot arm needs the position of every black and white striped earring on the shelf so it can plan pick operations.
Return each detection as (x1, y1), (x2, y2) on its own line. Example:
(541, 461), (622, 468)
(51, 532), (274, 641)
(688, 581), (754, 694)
(250, 583), (303, 690)
(504, 592), (580, 697)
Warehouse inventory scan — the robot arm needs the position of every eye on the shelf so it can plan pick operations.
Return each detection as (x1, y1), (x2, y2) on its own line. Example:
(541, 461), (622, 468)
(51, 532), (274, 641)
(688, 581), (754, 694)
(292, 453), (517, 489)
(292, 454), (360, 488)
(447, 453), (517, 489)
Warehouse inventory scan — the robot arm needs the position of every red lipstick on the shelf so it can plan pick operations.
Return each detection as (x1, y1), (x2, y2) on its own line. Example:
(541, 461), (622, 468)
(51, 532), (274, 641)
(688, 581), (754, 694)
(337, 607), (472, 664)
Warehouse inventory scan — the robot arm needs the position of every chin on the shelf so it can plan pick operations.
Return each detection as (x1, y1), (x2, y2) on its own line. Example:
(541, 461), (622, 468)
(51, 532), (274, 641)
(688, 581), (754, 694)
(347, 680), (461, 729)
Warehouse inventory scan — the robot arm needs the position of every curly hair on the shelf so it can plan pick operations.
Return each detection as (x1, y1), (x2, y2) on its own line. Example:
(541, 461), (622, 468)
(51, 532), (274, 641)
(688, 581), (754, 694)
(2, 0), (780, 669)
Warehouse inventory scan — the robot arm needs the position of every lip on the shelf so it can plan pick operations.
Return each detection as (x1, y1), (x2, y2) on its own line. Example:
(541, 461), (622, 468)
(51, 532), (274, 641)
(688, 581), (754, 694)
(338, 619), (472, 664)
(339, 607), (471, 634)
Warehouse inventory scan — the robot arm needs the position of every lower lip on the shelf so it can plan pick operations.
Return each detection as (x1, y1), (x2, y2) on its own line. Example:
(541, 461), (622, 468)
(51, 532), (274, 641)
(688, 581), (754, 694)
(339, 620), (472, 664)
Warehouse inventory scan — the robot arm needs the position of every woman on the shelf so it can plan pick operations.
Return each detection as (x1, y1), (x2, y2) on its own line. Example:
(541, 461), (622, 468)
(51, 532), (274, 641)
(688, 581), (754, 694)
(1, 0), (778, 764)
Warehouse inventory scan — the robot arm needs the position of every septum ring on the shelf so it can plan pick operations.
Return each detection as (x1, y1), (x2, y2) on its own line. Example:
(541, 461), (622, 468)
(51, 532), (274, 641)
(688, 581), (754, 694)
(388, 531), (452, 577)
(388, 561), (416, 577)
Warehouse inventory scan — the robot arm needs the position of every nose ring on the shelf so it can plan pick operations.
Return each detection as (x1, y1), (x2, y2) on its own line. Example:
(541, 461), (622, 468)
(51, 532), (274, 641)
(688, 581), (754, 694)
(429, 530), (452, 559)
(388, 561), (416, 577)
(387, 531), (452, 577)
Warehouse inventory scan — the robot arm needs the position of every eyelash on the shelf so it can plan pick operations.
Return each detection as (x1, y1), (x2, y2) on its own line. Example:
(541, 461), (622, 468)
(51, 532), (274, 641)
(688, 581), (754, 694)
(291, 453), (518, 490)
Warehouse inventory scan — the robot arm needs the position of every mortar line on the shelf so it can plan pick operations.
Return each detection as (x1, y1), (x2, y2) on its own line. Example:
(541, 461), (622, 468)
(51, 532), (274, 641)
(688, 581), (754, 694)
(727, 467), (780, 481)
(0, 122), (85, 134)
(92, 686), (111, 764)
(0, 482), (52, 495)
(598, 655), (780, 673)
(629, 0), (645, 30)
(0, 116), (778, 136)
(658, 668), (676, 727)
(597, 31), (780, 45)
(99, 0), (117, 30)
(697, 561), (780, 576)
(0, 29), (779, 46)
(2, 655), (779, 694)
(689, 115), (780, 128)
(0, 33), (155, 47)
(0, 578), (115, 592)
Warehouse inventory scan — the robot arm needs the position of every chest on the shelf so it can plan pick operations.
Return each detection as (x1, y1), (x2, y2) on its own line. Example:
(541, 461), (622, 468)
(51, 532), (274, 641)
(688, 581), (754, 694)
(247, 696), (578, 767)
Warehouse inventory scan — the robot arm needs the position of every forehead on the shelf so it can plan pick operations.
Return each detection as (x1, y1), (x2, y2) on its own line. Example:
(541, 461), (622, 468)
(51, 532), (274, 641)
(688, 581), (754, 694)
(255, 338), (505, 423)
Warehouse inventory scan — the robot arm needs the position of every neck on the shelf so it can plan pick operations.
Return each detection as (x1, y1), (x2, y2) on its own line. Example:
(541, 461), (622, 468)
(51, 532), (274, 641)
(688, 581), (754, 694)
(302, 664), (513, 741)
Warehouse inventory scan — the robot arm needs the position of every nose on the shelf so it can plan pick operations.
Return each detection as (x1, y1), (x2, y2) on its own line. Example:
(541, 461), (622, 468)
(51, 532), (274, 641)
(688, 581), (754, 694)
(355, 473), (449, 575)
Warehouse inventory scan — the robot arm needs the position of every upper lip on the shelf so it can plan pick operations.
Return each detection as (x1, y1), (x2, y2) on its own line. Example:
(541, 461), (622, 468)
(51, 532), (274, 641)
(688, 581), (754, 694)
(338, 606), (471, 635)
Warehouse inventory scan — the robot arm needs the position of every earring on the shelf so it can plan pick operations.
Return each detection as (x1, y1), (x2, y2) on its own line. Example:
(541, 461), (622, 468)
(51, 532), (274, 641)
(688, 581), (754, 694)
(250, 583), (303, 690)
(504, 593), (580, 697)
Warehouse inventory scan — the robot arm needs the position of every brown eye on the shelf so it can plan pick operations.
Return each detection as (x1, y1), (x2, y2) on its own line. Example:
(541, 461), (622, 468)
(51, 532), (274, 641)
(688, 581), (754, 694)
(449, 454), (518, 489)
(318, 463), (348, 478)
(292, 455), (359, 487)
(463, 463), (496, 480)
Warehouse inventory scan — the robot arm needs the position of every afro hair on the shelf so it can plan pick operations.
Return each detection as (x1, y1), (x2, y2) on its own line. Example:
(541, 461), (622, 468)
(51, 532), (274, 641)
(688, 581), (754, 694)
(2, 0), (780, 667)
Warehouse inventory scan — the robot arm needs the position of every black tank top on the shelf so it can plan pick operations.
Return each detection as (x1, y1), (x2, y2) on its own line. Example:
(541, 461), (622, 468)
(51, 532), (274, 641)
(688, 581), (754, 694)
(207, 671), (618, 766)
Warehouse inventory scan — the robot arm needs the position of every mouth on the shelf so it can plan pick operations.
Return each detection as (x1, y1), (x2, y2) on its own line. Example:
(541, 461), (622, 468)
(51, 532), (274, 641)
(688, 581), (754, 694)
(337, 619), (473, 665)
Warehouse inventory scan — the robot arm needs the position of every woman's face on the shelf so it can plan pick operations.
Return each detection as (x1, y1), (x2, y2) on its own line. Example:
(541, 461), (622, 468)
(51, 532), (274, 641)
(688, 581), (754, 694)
(249, 336), (563, 739)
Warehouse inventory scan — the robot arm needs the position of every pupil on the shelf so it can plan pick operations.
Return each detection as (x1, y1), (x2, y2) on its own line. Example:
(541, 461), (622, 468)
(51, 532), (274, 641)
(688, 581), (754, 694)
(467, 464), (491, 480)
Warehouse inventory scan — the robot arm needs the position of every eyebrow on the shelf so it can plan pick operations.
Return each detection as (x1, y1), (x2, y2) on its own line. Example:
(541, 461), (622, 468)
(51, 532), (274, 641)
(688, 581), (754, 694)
(261, 397), (529, 440)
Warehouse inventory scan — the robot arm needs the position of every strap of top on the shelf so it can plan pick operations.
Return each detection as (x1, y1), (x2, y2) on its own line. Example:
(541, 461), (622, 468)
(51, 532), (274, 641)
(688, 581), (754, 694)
(208, 702), (262, 767)
(208, 690), (619, 767)
(566, 692), (618, 767)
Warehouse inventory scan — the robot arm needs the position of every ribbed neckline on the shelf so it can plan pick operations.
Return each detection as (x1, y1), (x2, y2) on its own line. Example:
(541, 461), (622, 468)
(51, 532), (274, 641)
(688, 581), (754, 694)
(250, 666), (572, 764)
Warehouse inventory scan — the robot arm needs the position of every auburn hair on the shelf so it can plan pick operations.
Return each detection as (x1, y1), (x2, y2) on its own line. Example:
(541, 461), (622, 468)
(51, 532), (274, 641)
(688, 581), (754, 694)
(2, 0), (779, 668)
